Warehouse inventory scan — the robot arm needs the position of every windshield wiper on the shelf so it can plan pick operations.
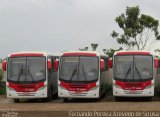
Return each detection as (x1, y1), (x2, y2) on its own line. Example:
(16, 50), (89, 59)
(82, 64), (87, 81)
(135, 64), (142, 81)
(27, 66), (34, 82)
(17, 65), (23, 82)
(69, 68), (77, 81)
(124, 64), (131, 81)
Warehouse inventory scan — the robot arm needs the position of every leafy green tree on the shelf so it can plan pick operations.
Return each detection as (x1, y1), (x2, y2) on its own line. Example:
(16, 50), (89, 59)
(111, 6), (160, 50)
(0, 69), (2, 82)
(0, 59), (4, 82)
(154, 48), (160, 52)
(79, 46), (89, 51)
(91, 43), (98, 51)
(103, 47), (123, 57)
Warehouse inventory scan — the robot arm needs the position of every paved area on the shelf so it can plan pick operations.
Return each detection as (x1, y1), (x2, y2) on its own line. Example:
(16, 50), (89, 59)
(1, 94), (160, 112)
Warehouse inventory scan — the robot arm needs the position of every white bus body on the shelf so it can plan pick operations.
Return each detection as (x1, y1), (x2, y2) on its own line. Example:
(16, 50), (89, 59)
(2, 52), (59, 102)
(110, 51), (158, 99)
(57, 51), (110, 101)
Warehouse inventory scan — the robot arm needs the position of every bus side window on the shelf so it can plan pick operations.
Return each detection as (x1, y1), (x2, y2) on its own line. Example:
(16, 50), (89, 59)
(101, 58), (109, 71)
(52, 57), (56, 71)
(48, 56), (53, 71)
(104, 58), (108, 71)
(105, 58), (109, 71)
(101, 58), (108, 71)
(52, 56), (59, 71)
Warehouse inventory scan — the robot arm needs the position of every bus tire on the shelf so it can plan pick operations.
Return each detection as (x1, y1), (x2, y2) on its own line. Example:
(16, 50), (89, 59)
(115, 97), (120, 102)
(146, 97), (152, 101)
(47, 87), (53, 101)
(43, 88), (52, 102)
(51, 87), (57, 99)
(13, 99), (20, 103)
(95, 98), (100, 102)
(63, 98), (68, 102)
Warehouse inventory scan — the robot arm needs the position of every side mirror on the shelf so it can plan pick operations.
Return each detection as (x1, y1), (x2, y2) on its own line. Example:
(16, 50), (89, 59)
(54, 59), (59, 71)
(47, 59), (52, 70)
(100, 59), (104, 71)
(2, 60), (7, 71)
(108, 58), (113, 68)
(154, 58), (159, 68)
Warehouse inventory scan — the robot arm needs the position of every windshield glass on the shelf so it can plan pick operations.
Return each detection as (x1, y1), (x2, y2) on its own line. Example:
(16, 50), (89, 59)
(60, 56), (99, 82)
(8, 57), (46, 83)
(114, 55), (153, 81)
(114, 56), (133, 80)
(134, 56), (153, 80)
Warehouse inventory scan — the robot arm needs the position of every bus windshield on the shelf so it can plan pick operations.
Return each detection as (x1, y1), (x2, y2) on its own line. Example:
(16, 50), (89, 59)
(60, 56), (99, 82)
(114, 55), (153, 81)
(8, 57), (46, 83)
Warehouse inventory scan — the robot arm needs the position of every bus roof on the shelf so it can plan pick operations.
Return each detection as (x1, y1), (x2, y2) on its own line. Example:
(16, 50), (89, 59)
(8, 51), (59, 57)
(62, 51), (101, 57)
(114, 51), (151, 56)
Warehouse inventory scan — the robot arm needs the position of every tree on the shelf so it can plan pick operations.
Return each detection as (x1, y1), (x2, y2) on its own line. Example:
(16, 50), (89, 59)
(0, 59), (2, 81)
(103, 47), (123, 57)
(155, 49), (160, 53)
(0, 69), (2, 82)
(79, 46), (88, 51)
(111, 6), (160, 50)
(91, 43), (98, 51)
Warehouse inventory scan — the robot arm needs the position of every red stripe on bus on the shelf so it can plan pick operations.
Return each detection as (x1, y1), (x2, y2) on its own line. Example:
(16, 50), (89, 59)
(60, 81), (96, 92)
(63, 53), (97, 57)
(115, 80), (152, 90)
(8, 82), (44, 92)
(117, 52), (150, 55)
(10, 53), (44, 57)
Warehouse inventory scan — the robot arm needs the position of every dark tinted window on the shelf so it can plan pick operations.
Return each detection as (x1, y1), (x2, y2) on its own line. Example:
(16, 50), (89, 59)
(114, 55), (153, 81)
(8, 57), (46, 83)
(60, 57), (99, 82)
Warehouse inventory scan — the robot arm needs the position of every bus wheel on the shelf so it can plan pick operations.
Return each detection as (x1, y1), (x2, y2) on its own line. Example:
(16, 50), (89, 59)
(145, 97), (152, 101)
(47, 88), (53, 101)
(115, 97), (120, 102)
(13, 99), (20, 103)
(63, 98), (68, 102)
(43, 88), (52, 102)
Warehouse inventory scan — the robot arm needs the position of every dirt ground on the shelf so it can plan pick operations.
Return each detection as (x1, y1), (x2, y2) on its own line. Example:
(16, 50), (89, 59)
(1, 93), (160, 117)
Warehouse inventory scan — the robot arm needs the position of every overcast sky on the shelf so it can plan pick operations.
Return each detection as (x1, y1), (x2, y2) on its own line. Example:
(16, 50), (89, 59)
(0, 0), (160, 57)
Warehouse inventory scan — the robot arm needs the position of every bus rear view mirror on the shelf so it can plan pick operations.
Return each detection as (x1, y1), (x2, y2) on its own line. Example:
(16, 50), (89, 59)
(108, 58), (113, 68)
(154, 58), (159, 68)
(2, 60), (7, 71)
(54, 59), (59, 71)
(47, 59), (52, 70)
(100, 59), (104, 71)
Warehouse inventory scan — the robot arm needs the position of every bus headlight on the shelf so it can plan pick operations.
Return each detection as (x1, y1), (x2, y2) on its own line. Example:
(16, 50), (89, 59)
(144, 84), (154, 89)
(38, 85), (47, 91)
(58, 85), (67, 90)
(113, 83), (122, 89)
(90, 86), (99, 91)
(7, 86), (15, 91)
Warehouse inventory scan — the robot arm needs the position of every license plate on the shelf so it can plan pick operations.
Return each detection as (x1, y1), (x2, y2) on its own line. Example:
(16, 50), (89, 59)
(23, 92), (30, 95)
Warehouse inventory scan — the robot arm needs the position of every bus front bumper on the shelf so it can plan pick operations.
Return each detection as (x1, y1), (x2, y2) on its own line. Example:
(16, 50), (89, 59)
(113, 86), (154, 97)
(6, 89), (47, 99)
(58, 86), (100, 98)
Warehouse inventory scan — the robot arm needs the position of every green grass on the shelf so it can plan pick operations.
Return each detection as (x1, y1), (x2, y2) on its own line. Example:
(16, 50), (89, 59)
(0, 81), (6, 95)
(0, 63), (6, 95)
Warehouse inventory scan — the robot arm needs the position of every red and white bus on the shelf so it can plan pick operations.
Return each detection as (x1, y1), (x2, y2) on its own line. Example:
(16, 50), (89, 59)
(2, 52), (59, 102)
(56, 51), (110, 102)
(109, 51), (158, 100)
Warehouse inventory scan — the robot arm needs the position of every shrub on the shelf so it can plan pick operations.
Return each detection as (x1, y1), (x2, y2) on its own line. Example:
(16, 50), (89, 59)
(0, 69), (2, 82)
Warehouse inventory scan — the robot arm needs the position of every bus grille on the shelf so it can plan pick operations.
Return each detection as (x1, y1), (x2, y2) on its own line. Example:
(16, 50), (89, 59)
(125, 83), (142, 87)
(69, 84), (88, 88)
(17, 92), (36, 96)
(69, 92), (88, 96)
(17, 85), (35, 88)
